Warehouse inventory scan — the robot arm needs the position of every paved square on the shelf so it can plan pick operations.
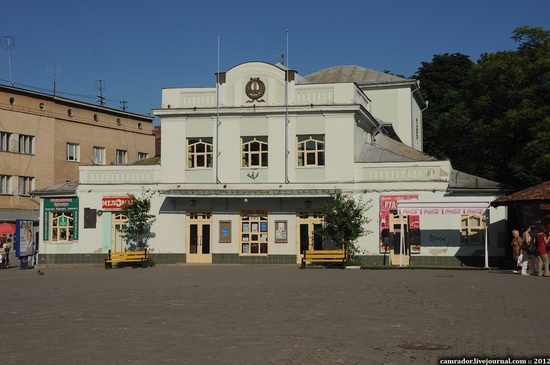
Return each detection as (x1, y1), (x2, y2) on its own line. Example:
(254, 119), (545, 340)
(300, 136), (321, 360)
(0, 266), (546, 364)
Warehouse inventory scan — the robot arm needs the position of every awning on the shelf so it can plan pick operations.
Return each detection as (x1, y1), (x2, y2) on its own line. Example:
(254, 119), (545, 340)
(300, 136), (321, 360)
(160, 189), (337, 199)
(396, 201), (490, 215)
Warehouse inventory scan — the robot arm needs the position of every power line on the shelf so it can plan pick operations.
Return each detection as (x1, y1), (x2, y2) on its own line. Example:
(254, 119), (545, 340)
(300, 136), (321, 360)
(0, 78), (127, 105)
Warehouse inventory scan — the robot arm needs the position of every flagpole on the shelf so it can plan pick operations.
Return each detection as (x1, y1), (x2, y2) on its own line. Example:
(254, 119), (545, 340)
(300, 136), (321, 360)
(216, 32), (221, 184)
(284, 29), (290, 184)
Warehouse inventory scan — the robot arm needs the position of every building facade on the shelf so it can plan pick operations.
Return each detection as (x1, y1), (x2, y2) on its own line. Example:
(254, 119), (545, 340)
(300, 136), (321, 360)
(0, 85), (155, 225)
(305, 65), (426, 151)
(35, 62), (507, 267)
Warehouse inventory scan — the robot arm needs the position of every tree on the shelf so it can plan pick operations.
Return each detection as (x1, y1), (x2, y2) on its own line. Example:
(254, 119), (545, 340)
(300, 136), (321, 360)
(122, 193), (156, 251)
(322, 190), (372, 262)
(413, 53), (474, 160)
(415, 27), (550, 189)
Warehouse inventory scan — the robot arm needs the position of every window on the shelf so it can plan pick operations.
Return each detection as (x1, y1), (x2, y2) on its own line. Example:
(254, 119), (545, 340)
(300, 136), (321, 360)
(66, 143), (79, 161)
(19, 135), (34, 154)
(93, 146), (105, 165)
(241, 136), (268, 167)
(297, 135), (324, 167)
(187, 138), (213, 168)
(18, 176), (34, 196)
(0, 132), (10, 152)
(137, 152), (148, 161)
(51, 212), (74, 242)
(116, 149), (127, 165)
(241, 210), (268, 254)
(0, 175), (11, 194)
(460, 215), (486, 245)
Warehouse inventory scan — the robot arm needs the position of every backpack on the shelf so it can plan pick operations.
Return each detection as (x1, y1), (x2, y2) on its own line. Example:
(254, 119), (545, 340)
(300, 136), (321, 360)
(527, 241), (537, 255)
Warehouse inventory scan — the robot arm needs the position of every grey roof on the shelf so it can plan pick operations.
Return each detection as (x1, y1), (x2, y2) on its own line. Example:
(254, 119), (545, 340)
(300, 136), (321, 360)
(303, 65), (412, 85)
(128, 156), (161, 166)
(449, 170), (504, 190)
(32, 181), (78, 196)
(357, 133), (437, 163)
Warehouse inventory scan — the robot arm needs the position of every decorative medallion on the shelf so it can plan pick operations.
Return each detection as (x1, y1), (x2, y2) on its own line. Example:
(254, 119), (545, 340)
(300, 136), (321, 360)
(245, 77), (266, 103)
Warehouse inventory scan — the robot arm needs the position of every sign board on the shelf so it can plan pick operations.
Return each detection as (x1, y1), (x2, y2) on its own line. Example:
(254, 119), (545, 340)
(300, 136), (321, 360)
(396, 201), (489, 216)
(102, 197), (133, 210)
(43, 198), (79, 241)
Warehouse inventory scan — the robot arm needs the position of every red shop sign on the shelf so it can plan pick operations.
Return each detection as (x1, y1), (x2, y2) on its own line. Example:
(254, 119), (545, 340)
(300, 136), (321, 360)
(102, 197), (133, 210)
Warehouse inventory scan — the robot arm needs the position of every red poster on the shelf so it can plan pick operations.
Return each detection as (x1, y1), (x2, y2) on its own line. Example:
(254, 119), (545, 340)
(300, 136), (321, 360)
(379, 195), (418, 254)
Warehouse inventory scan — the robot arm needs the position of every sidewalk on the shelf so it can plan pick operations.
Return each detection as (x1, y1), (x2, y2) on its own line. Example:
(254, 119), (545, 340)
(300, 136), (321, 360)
(0, 266), (546, 364)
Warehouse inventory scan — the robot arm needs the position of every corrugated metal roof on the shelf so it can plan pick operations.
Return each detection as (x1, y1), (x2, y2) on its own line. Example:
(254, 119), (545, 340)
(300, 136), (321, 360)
(302, 65), (412, 85)
(449, 170), (503, 190)
(357, 133), (437, 163)
(32, 181), (78, 196)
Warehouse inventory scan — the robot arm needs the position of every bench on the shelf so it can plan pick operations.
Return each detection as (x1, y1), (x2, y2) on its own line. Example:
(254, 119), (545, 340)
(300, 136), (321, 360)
(301, 249), (347, 269)
(105, 250), (148, 269)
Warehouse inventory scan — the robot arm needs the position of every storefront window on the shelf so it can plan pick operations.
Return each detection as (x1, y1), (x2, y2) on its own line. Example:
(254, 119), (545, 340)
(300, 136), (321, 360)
(241, 210), (268, 254)
(461, 215), (485, 245)
(51, 212), (74, 242)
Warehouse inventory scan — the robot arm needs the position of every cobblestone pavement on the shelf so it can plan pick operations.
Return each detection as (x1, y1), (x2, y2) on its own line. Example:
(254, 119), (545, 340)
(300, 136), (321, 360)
(0, 265), (548, 364)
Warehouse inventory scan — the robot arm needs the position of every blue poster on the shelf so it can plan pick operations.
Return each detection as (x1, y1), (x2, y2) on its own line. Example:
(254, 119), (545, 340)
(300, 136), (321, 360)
(260, 222), (268, 232)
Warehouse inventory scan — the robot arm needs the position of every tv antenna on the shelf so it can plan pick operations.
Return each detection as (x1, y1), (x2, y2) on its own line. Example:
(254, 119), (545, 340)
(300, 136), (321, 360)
(95, 80), (105, 106)
(47, 59), (61, 96)
(120, 100), (128, 111)
(1, 36), (15, 86)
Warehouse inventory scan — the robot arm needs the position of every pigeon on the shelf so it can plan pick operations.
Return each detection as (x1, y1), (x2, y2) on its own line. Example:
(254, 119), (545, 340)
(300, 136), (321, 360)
(38, 270), (45, 276)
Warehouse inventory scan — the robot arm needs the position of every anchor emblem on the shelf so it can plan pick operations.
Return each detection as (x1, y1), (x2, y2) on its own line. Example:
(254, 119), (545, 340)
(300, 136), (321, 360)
(245, 77), (265, 103)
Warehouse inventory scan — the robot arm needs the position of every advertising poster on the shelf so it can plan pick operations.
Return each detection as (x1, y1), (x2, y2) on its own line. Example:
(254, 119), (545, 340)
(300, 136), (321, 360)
(379, 195), (419, 254)
(15, 220), (34, 257)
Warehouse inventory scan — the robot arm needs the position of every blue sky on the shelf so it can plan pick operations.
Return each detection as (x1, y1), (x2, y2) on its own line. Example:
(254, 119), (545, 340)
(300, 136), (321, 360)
(2, 0), (550, 121)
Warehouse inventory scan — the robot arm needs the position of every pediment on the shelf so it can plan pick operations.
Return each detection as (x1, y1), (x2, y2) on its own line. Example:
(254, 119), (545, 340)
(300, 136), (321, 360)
(222, 62), (288, 106)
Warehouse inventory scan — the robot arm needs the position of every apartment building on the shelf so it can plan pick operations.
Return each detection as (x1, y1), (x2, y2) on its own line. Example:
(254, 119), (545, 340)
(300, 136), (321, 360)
(0, 84), (155, 224)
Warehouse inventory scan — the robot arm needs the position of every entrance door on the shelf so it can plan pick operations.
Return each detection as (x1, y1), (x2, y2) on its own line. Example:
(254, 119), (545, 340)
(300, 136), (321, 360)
(296, 211), (324, 264)
(111, 213), (128, 251)
(187, 212), (212, 264)
(389, 212), (410, 266)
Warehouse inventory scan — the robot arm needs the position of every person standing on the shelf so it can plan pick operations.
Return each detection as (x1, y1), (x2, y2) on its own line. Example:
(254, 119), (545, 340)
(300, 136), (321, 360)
(535, 225), (550, 277)
(522, 226), (537, 275)
(511, 230), (523, 273)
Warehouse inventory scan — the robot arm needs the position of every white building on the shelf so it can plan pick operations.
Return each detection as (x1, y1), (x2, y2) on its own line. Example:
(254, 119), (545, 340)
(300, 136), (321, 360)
(34, 61), (507, 267)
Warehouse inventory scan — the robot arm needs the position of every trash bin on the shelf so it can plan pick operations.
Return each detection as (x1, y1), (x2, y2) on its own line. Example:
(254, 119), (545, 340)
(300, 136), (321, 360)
(20, 256), (28, 270)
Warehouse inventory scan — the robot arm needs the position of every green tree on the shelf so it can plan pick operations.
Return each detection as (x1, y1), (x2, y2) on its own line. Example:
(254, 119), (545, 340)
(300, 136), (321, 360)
(415, 27), (550, 188)
(322, 190), (372, 261)
(414, 53), (474, 160)
(464, 26), (550, 187)
(122, 193), (156, 251)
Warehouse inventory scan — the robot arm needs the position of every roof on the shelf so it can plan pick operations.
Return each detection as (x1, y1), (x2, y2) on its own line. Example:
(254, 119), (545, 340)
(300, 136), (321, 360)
(0, 84), (154, 122)
(127, 156), (161, 166)
(491, 180), (550, 206)
(357, 133), (437, 163)
(303, 65), (413, 85)
(449, 170), (503, 191)
(32, 181), (78, 196)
